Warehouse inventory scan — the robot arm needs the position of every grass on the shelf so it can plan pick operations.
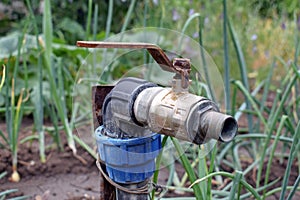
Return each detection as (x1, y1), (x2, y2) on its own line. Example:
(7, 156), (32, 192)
(0, 0), (300, 199)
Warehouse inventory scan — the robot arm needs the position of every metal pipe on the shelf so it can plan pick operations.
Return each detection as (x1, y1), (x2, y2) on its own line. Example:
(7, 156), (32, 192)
(116, 180), (149, 200)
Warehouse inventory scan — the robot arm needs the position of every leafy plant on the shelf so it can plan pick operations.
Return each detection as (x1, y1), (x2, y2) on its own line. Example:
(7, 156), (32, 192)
(3, 34), (27, 182)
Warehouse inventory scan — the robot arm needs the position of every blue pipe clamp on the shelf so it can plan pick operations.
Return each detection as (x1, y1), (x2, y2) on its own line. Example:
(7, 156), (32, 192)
(95, 126), (161, 184)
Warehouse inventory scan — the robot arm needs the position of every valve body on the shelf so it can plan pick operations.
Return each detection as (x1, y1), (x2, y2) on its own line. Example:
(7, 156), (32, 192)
(101, 77), (237, 144)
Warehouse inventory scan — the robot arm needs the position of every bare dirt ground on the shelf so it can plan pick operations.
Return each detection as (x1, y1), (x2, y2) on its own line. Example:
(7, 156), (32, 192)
(0, 122), (100, 199)
(0, 118), (299, 200)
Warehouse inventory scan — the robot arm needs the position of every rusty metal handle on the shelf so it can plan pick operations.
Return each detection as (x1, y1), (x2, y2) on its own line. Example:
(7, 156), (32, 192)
(76, 41), (174, 72)
(76, 41), (191, 89)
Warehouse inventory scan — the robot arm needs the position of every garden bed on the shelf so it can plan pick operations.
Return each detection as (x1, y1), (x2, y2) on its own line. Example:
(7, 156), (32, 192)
(0, 118), (299, 199)
(0, 118), (100, 199)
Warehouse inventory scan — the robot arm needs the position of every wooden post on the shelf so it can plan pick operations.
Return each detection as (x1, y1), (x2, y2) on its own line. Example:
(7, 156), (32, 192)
(92, 85), (115, 200)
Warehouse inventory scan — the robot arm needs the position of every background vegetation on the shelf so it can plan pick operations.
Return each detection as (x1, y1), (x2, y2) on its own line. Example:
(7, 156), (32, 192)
(0, 0), (299, 199)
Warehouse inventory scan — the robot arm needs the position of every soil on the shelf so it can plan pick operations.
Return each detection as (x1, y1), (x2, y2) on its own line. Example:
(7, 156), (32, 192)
(0, 118), (100, 200)
(0, 118), (299, 200)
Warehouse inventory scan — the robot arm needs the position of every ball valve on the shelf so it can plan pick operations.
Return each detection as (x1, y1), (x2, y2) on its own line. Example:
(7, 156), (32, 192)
(77, 41), (238, 144)
(77, 41), (238, 199)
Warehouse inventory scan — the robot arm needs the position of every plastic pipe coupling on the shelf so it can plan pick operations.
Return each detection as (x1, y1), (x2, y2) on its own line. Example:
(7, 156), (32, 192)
(98, 78), (162, 184)
(95, 126), (161, 184)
